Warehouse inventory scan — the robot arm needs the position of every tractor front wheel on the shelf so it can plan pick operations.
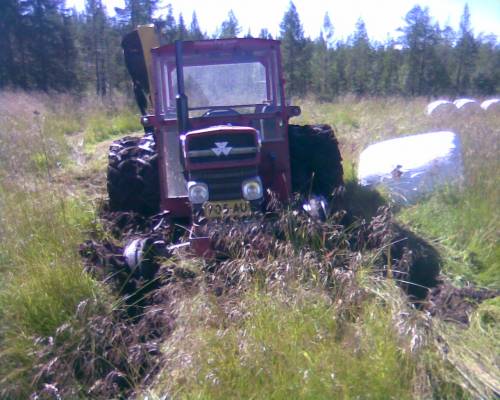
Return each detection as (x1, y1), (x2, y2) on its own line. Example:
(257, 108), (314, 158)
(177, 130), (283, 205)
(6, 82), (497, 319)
(107, 134), (160, 215)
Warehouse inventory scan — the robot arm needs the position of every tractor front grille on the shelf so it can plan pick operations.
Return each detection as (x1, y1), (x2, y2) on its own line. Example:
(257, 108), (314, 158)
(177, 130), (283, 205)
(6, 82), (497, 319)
(190, 166), (258, 201)
(186, 132), (258, 163)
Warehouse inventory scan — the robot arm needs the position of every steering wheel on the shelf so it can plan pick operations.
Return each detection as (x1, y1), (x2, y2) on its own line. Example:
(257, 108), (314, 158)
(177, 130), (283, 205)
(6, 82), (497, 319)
(202, 108), (240, 117)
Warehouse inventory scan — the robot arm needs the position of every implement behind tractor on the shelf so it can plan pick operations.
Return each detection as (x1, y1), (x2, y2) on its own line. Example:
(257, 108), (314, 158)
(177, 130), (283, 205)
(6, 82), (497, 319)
(109, 25), (343, 261)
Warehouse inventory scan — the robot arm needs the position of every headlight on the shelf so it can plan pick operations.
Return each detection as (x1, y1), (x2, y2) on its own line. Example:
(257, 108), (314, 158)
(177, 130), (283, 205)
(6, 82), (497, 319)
(242, 177), (263, 201)
(188, 181), (209, 204)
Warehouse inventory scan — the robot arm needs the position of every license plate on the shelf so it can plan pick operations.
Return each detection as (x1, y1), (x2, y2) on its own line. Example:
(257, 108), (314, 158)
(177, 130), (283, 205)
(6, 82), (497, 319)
(203, 200), (251, 219)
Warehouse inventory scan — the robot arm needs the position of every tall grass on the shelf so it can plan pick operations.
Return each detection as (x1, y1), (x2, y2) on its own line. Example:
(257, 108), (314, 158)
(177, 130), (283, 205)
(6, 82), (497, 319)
(0, 91), (125, 397)
(150, 272), (487, 400)
(0, 90), (140, 178)
(0, 179), (111, 397)
(157, 287), (417, 399)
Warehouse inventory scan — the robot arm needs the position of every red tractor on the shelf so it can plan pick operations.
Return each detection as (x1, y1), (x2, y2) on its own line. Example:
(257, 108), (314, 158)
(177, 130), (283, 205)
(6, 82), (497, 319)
(108, 26), (343, 257)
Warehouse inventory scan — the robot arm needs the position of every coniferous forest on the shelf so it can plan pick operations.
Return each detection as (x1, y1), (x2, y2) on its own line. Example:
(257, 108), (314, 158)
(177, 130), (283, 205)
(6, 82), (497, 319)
(0, 0), (498, 99)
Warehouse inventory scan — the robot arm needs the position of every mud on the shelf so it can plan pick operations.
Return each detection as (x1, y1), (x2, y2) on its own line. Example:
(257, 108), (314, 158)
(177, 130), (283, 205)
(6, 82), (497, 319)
(426, 282), (499, 324)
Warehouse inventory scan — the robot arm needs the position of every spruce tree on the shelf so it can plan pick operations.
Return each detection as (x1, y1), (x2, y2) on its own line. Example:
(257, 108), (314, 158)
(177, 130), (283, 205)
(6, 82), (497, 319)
(279, 1), (310, 96)
(347, 18), (372, 95)
(0, 0), (22, 87)
(162, 4), (177, 43)
(472, 34), (499, 94)
(189, 11), (204, 40)
(115, 0), (158, 29)
(177, 13), (187, 40)
(455, 4), (477, 94)
(258, 28), (273, 40)
(399, 5), (440, 95)
(84, 0), (109, 96)
(310, 13), (334, 99)
(218, 10), (241, 39)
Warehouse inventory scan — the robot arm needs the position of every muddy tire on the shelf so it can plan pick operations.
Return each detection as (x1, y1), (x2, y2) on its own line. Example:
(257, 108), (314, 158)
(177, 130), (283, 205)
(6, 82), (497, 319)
(107, 134), (160, 215)
(288, 124), (344, 199)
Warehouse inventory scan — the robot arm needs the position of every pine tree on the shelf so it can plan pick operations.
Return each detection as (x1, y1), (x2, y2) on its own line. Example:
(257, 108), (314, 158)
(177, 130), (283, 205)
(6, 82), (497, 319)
(115, 0), (158, 29)
(279, 2), (310, 96)
(189, 11), (204, 40)
(378, 39), (403, 95)
(59, 10), (80, 91)
(399, 5), (441, 95)
(310, 13), (335, 99)
(218, 10), (241, 39)
(472, 34), (500, 94)
(23, 0), (66, 90)
(454, 4), (477, 94)
(346, 18), (373, 95)
(162, 4), (177, 43)
(177, 13), (187, 40)
(0, 0), (22, 87)
(322, 12), (334, 47)
(84, 0), (109, 96)
(334, 41), (349, 95)
(258, 28), (272, 40)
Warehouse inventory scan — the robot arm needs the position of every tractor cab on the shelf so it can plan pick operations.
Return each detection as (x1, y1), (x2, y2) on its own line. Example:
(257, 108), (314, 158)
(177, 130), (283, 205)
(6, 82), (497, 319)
(145, 36), (300, 219)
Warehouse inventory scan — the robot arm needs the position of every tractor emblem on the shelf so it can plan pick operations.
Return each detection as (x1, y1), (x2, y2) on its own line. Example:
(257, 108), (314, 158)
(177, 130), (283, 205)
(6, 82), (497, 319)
(211, 142), (232, 156)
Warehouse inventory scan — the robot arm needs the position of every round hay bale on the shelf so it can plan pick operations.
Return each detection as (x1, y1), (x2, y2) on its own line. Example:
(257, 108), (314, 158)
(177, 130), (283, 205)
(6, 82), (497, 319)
(480, 98), (500, 112)
(426, 100), (455, 116)
(453, 98), (481, 112)
(358, 131), (463, 205)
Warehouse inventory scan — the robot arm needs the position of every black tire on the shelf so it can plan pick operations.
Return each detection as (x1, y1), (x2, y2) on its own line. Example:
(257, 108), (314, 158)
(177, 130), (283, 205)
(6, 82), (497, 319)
(288, 124), (344, 199)
(107, 134), (160, 215)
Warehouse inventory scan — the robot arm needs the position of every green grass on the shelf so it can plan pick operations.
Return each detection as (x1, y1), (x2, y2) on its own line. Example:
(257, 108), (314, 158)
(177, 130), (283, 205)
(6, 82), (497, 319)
(401, 187), (499, 287)
(0, 91), (120, 398)
(83, 109), (141, 145)
(156, 286), (418, 400)
(0, 181), (111, 397)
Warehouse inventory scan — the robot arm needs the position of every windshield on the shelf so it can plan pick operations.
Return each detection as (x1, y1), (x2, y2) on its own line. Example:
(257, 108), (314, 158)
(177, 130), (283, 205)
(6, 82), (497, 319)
(174, 62), (267, 108)
(155, 45), (282, 118)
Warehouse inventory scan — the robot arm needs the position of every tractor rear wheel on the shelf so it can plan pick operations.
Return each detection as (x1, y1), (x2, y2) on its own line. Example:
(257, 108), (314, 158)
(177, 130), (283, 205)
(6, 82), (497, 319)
(107, 134), (160, 215)
(288, 124), (344, 199)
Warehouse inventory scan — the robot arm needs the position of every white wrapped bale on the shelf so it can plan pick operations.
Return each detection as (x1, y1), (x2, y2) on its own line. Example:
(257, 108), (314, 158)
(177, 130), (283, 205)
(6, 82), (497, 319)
(358, 131), (463, 204)
(454, 98), (480, 112)
(426, 100), (455, 116)
(481, 98), (500, 111)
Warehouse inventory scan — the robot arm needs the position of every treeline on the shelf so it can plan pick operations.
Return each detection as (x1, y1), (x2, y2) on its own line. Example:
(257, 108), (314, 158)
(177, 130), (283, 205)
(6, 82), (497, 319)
(0, 0), (498, 98)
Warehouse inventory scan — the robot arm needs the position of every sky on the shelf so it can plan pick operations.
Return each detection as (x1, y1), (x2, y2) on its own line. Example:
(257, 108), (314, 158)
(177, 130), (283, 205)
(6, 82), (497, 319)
(66, 0), (500, 41)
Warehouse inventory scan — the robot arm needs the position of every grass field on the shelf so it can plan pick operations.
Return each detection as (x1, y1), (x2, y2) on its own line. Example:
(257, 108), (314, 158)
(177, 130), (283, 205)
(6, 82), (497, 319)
(0, 91), (498, 399)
